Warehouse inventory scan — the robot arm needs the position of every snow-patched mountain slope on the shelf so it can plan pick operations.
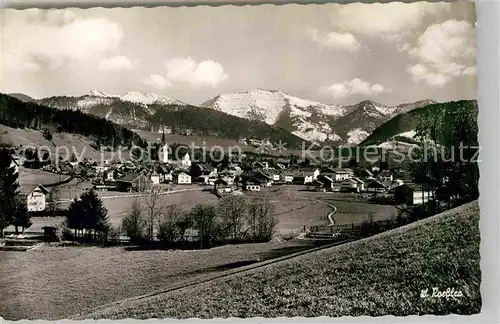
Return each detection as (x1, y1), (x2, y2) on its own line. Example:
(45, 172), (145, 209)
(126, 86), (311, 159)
(120, 91), (186, 106)
(88, 90), (120, 98)
(201, 89), (345, 125)
(35, 90), (188, 130)
(201, 90), (437, 145)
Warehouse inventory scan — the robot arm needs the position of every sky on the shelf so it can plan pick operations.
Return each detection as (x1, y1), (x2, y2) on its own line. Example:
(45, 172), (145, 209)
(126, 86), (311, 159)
(1, 2), (477, 106)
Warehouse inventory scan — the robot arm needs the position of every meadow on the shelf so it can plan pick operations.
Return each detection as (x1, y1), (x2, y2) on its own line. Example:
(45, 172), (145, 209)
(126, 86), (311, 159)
(0, 239), (317, 320)
(85, 200), (480, 319)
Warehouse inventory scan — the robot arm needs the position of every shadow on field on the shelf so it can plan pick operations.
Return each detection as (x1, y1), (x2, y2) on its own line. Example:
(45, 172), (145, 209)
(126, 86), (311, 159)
(257, 243), (323, 260)
(181, 243), (322, 276)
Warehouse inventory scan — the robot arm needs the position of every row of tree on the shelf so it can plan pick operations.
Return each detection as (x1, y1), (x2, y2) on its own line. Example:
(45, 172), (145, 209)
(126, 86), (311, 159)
(121, 193), (278, 249)
(61, 187), (279, 248)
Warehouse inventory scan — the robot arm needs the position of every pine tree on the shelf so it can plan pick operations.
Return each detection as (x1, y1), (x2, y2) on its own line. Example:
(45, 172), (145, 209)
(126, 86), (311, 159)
(67, 189), (109, 241)
(0, 148), (26, 237)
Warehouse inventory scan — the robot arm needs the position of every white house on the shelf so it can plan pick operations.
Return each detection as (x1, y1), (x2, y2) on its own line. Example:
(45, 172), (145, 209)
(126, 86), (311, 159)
(393, 183), (432, 205)
(331, 169), (352, 182)
(378, 171), (394, 182)
(296, 168), (320, 180)
(174, 172), (192, 185)
(150, 172), (160, 185)
(104, 169), (115, 182)
(180, 153), (192, 168)
(245, 183), (262, 191)
(21, 184), (49, 212)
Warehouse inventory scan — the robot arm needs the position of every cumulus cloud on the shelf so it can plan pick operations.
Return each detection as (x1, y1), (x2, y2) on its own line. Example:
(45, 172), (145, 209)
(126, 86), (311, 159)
(142, 74), (172, 90)
(3, 9), (123, 71)
(308, 29), (361, 52)
(406, 19), (476, 87)
(330, 2), (451, 37)
(320, 78), (390, 98)
(142, 57), (228, 89)
(98, 56), (140, 71)
(164, 57), (228, 88)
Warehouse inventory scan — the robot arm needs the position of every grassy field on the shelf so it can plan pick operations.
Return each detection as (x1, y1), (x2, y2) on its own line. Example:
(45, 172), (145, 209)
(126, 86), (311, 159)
(84, 200), (481, 319)
(17, 167), (65, 186)
(0, 239), (317, 320)
(255, 186), (398, 227)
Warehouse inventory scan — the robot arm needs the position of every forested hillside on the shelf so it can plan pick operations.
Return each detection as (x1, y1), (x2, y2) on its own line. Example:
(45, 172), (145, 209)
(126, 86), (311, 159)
(359, 100), (478, 146)
(149, 104), (307, 148)
(0, 94), (147, 148)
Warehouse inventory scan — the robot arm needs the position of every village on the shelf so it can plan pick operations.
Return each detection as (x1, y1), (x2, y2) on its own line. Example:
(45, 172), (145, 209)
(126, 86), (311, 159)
(9, 132), (433, 221)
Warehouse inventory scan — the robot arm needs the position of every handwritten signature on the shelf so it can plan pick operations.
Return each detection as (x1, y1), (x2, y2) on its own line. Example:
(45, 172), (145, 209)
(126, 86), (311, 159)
(420, 287), (464, 299)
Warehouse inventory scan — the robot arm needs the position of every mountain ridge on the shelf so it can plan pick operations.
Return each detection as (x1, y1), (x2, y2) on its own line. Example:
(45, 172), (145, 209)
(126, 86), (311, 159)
(201, 89), (437, 145)
(11, 89), (439, 147)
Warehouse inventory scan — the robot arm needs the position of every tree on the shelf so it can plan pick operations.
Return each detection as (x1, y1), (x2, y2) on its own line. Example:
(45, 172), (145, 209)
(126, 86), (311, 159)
(69, 153), (78, 163)
(246, 197), (278, 242)
(413, 101), (479, 207)
(11, 198), (31, 234)
(144, 189), (164, 241)
(121, 198), (146, 244)
(0, 148), (24, 237)
(189, 203), (219, 249)
(67, 189), (109, 241)
(218, 195), (247, 242)
(157, 204), (183, 246)
(46, 187), (60, 216)
(176, 212), (193, 242)
(42, 128), (53, 141)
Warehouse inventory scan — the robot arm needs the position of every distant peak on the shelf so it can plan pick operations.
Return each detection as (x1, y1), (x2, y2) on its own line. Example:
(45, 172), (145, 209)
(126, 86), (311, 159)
(120, 90), (186, 106)
(88, 90), (119, 98)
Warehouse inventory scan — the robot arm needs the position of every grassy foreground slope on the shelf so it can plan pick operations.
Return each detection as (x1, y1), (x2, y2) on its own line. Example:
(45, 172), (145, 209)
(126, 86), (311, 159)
(89, 200), (481, 319)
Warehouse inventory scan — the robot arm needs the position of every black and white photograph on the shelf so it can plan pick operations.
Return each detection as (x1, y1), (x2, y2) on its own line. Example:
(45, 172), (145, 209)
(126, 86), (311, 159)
(0, 0), (483, 320)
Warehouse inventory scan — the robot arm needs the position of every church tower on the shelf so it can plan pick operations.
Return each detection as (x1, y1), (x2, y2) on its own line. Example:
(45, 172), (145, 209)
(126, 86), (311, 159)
(158, 130), (169, 163)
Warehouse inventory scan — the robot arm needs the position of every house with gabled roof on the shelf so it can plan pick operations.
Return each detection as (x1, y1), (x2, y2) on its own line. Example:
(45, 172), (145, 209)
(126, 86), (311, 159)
(244, 179), (262, 192)
(365, 179), (389, 193)
(150, 171), (160, 185)
(317, 174), (339, 191)
(325, 168), (353, 181)
(20, 184), (49, 212)
(115, 173), (153, 192)
(214, 178), (235, 195)
(172, 171), (192, 185)
(341, 177), (365, 192)
(378, 170), (394, 182)
(392, 182), (434, 205)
